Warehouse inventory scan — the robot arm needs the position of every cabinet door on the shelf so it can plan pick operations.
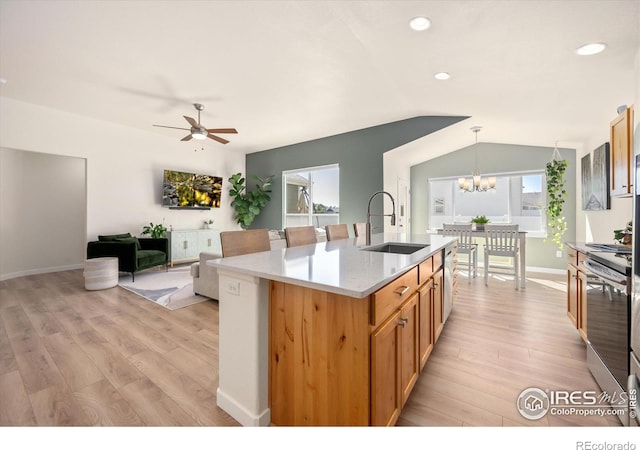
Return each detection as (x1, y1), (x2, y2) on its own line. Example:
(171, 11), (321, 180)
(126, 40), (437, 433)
(577, 269), (587, 342)
(183, 231), (199, 259)
(399, 293), (419, 407)
(418, 279), (434, 371)
(566, 265), (579, 328)
(371, 310), (401, 426)
(198, 230), (220, 254)
(610, 107), (633, 196)
(432, 270), (444, 343)
(169, 231), (186, 261)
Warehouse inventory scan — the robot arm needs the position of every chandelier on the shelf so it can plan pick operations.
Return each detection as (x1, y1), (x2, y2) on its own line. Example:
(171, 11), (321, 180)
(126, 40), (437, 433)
(458, 126), (496, 192)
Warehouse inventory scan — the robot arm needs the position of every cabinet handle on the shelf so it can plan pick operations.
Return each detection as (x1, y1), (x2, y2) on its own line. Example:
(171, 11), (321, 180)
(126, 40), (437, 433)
(397, 317), (408, 327)
(431, 282), (439, 291)
(183, 241), (188, 249)
(393, 286), (409, 296)
(207, 238), (212, 246)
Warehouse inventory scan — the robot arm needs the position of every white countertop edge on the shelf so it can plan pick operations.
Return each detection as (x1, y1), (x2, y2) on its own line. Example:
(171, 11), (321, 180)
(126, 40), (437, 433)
(207, 234), (456, 298)
(214, 263), (418, 299)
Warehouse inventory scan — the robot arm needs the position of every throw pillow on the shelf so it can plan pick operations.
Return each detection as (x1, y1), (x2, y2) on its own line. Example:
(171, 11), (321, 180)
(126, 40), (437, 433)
(99, 233), (132, 241)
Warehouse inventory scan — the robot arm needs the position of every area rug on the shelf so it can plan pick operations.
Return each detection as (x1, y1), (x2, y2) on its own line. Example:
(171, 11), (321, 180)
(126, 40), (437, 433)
(118, 265), (209, 310)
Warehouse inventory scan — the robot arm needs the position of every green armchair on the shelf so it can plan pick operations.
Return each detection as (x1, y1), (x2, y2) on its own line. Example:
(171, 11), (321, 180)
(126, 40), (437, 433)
(86, 233), (168, 281)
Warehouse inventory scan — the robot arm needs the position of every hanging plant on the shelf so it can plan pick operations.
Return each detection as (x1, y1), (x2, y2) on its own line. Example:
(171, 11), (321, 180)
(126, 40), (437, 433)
(545, 155), (568, 249)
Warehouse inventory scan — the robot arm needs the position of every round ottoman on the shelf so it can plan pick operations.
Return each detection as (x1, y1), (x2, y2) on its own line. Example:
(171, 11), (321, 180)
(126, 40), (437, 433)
(84, 257), (119, 290)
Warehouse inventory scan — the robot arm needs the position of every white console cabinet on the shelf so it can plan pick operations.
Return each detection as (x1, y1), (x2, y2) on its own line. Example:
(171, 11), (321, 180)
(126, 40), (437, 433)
(168, 229), (220, 266)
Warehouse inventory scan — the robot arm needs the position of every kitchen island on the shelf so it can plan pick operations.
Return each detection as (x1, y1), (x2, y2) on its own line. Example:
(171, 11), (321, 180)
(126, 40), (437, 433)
(207, 232), (457, 426)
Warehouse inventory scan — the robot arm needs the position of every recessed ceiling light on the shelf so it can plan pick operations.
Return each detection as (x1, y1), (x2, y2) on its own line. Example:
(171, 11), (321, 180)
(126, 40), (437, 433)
(575, 42), (607, 56)
(409, 16), (431, 31)
(0, 77), (6, 84)
(434, 72), (451, 80)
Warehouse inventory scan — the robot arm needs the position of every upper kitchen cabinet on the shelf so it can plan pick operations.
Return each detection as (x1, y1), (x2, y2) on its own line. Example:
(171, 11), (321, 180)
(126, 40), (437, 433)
(610, 106), (634, 197)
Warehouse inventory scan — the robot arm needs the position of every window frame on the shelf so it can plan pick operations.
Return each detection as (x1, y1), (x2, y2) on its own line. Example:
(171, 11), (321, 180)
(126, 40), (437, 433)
(282, 164), (340, 229)
(428, 169), (547, 238)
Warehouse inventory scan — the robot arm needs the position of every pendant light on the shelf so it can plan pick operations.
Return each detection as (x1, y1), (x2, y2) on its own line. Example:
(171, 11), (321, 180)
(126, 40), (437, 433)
(458, 126), (496, 192)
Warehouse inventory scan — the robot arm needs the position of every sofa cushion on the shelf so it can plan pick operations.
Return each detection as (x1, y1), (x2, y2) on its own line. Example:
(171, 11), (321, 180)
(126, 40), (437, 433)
(137, 249), (166, 267)
(114, 236), (142, 250)
(99, 233), (132, 241)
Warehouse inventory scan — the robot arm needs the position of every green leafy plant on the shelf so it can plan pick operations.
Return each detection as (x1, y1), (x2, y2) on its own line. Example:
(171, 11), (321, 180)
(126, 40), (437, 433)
(141, 222), (167, 238)
(471, 215), (489, 224)
(613, 220), (632, 245)
(545, 158), (568, 249)
(228, 172), (274, 229)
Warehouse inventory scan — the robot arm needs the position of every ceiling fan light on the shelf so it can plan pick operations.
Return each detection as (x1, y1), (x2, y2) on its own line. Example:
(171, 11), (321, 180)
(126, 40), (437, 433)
(192, 129), (207, 140)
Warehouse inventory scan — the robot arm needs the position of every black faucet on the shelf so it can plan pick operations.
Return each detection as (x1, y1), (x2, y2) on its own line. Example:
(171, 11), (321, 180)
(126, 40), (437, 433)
(366, 191), (396, 245)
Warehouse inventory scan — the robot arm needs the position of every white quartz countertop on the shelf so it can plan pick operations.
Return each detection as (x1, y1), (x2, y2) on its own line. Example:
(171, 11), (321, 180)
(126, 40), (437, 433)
(207, 232), (456, 298)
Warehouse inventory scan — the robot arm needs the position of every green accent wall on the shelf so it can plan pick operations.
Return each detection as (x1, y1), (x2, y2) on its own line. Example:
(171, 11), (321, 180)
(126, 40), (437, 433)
(246, 115), (467, 231)
(411, 142), (576, 270)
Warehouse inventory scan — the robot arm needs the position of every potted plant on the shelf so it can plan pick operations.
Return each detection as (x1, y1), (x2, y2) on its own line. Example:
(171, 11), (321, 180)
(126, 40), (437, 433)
(545, 158), (568, 249)
(228, 172), (274, 229)
(471, 215), (489, 231)
(203, 219), (214, 229)
(141, 222), (167, 238)
(614, 220), (632, 246)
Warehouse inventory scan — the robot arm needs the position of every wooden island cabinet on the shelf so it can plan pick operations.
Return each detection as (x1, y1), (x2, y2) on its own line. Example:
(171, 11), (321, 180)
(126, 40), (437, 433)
(566, 245), (588, 342)
(210, 233), (456, 427)
(269, 252), (448, 426)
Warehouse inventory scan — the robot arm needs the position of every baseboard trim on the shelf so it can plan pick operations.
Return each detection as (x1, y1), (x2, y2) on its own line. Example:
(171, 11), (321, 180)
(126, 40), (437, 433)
(0, 264), (84, 281)
(216, 387), (271, 427)
(525, 266), (566, 275)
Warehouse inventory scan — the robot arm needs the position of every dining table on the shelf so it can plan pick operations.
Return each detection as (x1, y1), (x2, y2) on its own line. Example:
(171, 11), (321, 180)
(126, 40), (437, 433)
(436, 228), (527, 288)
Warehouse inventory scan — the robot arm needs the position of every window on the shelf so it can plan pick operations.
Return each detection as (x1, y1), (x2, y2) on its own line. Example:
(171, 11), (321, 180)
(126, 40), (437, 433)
(428, 171), (546, 236)
(283, 165), (339, 229)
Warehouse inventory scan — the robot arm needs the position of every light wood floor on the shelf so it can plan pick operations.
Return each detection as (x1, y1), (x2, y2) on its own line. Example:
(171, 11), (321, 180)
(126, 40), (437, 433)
(0, 267), (619, 426)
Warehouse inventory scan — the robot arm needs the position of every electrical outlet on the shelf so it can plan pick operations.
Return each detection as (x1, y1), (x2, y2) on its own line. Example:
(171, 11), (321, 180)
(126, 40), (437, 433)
(226, 281), (240, 296)
(556, 250), (562, 258)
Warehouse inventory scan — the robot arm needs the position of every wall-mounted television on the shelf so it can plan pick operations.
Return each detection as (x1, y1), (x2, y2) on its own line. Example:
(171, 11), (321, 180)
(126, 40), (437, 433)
(162, 169), (222, 209)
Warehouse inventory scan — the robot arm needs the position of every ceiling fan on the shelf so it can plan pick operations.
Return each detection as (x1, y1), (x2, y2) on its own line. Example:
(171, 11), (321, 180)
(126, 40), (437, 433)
(153, 103), (237, 144)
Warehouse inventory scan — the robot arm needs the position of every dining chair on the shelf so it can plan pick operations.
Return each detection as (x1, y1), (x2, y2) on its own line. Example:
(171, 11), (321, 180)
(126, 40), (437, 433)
(220, 229), (271, 257)
(483, 224), (520, 290)
(325, 224), (350, 241)
(442, 223), (478, 282)
(353, 222), (366, 237)
(284, 226), (318, 248)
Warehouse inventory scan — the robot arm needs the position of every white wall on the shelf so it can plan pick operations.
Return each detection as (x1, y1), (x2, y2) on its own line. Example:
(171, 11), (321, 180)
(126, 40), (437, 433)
(0, 149), (86, 279)
(576, 44), (639, 243)
(0, 97), (245, 279)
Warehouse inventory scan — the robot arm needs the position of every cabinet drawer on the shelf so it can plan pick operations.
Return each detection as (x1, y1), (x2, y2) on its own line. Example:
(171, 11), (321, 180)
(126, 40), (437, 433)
(418, 257), (434, 285)
(577, 251), (587, 266)
(432, 251), (443, 272)
(371, 267), (418, 327)
(567, 247), (578, 266)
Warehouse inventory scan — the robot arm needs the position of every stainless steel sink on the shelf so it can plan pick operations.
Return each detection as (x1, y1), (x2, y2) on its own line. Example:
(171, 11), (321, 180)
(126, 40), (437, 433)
(360, 242), (429, 255)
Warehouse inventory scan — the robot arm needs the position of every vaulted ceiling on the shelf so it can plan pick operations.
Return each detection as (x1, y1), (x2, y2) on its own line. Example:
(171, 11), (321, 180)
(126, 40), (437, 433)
(1, 1), (638, 156)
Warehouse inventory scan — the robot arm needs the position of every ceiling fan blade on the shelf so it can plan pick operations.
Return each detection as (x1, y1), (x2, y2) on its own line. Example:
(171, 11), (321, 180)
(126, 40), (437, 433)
(206, 128), (238, 134)
(153, 124), (190, 131)
(180, 134), (193, 141)
(207, 134), (229, 144)
(183, 115), (199, 127)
